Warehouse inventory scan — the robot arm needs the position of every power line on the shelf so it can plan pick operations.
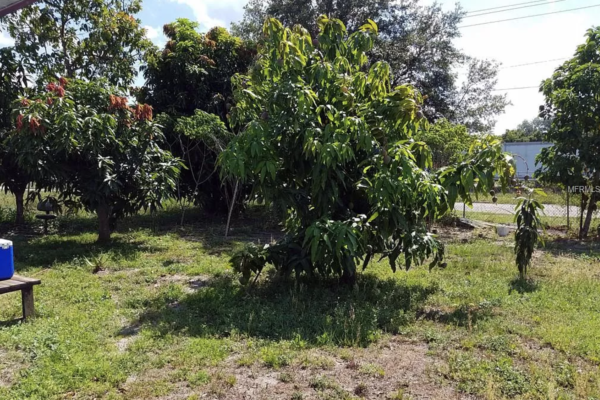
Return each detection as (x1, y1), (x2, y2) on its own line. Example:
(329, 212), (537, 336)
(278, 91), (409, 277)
(460, 4), (600, 28)
(467, 0), (550, 14)
(501, 57), (569, 69)
(465, 0), (568, 18)
(492, 86), (540, 91)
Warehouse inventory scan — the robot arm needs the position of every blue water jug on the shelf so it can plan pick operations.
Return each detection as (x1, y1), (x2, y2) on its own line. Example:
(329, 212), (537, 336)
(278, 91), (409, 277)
(0, 239), (14, 281)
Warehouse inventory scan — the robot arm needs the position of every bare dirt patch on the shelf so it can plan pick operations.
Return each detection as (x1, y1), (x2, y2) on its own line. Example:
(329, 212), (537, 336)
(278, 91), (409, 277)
(0, 348), (27, 389)
(204, 339), (477, 400)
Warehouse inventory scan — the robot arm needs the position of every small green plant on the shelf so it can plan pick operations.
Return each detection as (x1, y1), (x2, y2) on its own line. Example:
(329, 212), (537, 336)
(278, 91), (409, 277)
(291, 392), (304, 400)
(359, 363), (385, 378)
(84, 253), (111, 274)
(279, 372), (294, 383)
(189, 370), (211, 387)
(229, 243), (267, 285)
(514, 187), (544, 280)
(261, 347), (291, 369)
(388, 389), (407, 400)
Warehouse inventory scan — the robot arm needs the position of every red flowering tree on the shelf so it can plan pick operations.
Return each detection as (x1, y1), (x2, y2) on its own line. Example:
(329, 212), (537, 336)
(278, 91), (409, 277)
(11, 79), (180, 241)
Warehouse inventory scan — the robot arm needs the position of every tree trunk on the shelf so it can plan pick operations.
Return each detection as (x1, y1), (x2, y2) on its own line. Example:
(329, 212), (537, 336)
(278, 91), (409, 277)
(14, 188), (25, 225)
(581, 192), (597, 238)
(579, 194), (587, 240)
(97, 203), (111, 243)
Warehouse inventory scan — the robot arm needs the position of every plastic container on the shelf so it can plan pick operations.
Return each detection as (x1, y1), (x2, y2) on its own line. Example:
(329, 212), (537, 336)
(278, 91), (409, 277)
(496, 225), (510, 237)
(0, 239), (14, 281)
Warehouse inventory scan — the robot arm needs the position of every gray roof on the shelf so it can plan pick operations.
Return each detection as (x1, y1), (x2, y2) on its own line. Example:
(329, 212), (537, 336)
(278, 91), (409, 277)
(0, 0), (38, 17)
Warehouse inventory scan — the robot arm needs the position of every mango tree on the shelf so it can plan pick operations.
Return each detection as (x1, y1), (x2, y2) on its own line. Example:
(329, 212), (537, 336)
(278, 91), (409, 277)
(140, 20), (255, 214)
(220, 16), (514, 284)
(536, 27), (600, 238)
(11, 79), (180, 242)
(0, 47), (34, 224)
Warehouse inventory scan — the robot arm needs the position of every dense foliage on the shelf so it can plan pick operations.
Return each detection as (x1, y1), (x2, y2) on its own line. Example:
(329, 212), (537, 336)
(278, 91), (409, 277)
(502, 117), (550, 143)
(10, 79), (180, 241)
(1, 0), (152, 88)
(536, 27), (600, 238)
(221, 17), (514, 283)
(140, 19), (254, 212)
(141, 19), (255, 119)
(414, 120), (478, 169)
(232, 0), (508, 132)
(0, 48), (34, 224)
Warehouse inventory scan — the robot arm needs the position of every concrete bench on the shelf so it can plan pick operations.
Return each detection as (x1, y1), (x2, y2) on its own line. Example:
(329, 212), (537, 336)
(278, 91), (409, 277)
(0, 275), (41, 320)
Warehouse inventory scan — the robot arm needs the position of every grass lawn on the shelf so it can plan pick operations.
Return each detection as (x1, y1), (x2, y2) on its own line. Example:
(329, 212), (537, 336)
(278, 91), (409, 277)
(0, 211), (599, 399)
(474, 190), (571, 206)
(463, 211), (572, 230)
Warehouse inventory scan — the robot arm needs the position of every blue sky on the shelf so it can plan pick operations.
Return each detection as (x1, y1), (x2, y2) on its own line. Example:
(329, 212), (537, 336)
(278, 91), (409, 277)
(3, 0), (600, 134)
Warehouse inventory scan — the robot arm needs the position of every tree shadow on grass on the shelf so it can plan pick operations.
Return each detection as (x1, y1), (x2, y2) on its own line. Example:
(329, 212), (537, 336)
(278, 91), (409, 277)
(129, 274), (439, 347)
(417, 303), (496, 328)
(543, 238), (600, 258)
(509, 277), (540, 294)
(9, 234), (158, 272)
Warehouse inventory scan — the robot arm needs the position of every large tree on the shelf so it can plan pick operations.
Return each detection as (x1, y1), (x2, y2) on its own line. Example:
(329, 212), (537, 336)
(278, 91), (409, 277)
(140, 19), (255, 213)
(502, 117), (550, 143)
(1, 0), (152, 88)
(231, 0), (508, 132)
(221, 17), (513, 284)
(536, 27), (600, 238)
(11, 79), (180, 242)
(0, 47), (34, 224)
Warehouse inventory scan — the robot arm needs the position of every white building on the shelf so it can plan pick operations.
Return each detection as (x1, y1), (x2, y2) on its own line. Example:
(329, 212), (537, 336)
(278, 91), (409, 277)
(502, 142), (552, 179)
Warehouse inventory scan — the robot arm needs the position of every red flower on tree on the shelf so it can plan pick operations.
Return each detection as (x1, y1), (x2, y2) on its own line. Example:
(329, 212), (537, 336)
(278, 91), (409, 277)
(59, 77), (69, 87)
(109, 94), (129, 110)
(16, 114), (23, 131)
(46, 81), (66, 97)
(133, 104), (153, 121)
(20, 98), (30, 107)
(29, 117), (40, 133)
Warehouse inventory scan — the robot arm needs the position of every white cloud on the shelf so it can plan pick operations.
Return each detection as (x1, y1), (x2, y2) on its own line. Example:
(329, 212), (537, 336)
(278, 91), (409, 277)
(144, 25), (161, 40)
(144, 25), (167, 47)
(169, 0), (247, 31)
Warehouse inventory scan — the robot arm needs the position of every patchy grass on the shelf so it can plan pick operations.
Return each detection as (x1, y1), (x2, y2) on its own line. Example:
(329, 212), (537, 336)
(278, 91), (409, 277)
(0, 212), (599, 399)
(463, 210), (572, 230)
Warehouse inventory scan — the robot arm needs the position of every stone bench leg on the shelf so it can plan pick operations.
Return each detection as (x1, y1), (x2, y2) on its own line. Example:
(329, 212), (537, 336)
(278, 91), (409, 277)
(21, 287), (35, 320)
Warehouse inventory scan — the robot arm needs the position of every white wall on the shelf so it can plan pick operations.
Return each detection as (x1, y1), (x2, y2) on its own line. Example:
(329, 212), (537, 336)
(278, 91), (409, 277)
(503, 142), (552, 179)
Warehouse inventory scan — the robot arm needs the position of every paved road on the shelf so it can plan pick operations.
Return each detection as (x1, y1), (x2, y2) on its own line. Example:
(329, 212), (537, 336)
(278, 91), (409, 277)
(454, 202), (579, 217)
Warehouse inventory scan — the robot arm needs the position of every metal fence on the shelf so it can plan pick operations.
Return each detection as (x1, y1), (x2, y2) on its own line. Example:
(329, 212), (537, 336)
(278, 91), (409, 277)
(455, 187), (600, 233)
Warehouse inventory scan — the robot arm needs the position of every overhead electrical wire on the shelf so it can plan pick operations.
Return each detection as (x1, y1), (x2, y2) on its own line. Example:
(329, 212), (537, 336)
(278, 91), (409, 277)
(467, 0), (551, 14)
(501, 57), (570, 69)
(460, 4), (600, 28)
(465, 0), (568, 18)
(492, 86), (541, 91)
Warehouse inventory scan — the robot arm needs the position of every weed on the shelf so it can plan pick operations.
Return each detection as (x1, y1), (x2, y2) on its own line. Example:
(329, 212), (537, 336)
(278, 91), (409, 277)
(354, 382), (368, 397)
(359, 363), (385, 378)
(279, 372), (294, 383)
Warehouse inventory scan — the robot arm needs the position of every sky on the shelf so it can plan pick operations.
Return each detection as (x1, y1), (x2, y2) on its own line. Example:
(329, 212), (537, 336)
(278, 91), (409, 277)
(2, 0), (600, 134)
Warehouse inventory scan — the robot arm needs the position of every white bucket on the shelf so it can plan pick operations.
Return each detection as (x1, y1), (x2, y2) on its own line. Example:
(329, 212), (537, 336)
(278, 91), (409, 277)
(496, 225), (510, 237)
